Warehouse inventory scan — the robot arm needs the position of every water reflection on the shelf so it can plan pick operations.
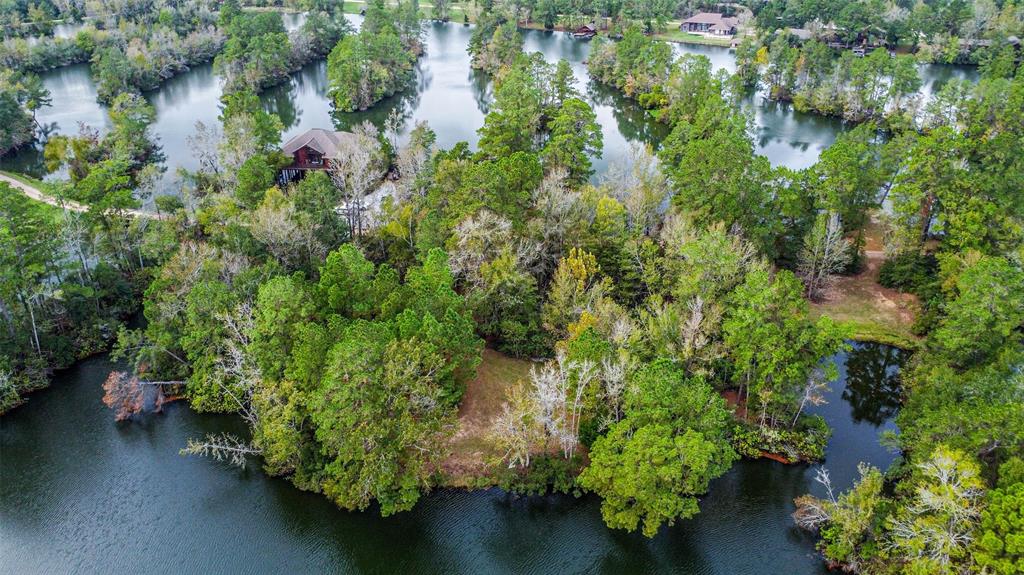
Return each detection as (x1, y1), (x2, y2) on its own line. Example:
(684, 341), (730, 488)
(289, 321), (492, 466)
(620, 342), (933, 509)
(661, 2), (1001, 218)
(1, 20), (980, 195)
(842, 342), (906, 426)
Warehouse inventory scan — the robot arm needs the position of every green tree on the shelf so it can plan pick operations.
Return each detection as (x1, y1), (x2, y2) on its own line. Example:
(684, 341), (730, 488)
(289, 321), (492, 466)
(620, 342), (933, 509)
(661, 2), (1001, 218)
(326, 15), (417, 112)
(478, 57), (543, 157)
(723, 268), (848, 427)
(236, 155), (276, 207)
(542, 97), (602, 185)
(311, 333), (453, 515)
(974, 482), (1024, 575)
(579, 360), (736, 537)
(930, 255), (1024, 367)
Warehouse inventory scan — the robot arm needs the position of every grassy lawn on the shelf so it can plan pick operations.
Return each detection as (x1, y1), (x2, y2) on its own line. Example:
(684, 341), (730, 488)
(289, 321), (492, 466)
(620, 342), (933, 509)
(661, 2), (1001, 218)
(655, 29), (735, 46)
(809, 217), (922, 350)
(440, 348), (535, 487)
(810, 271), (922, 350)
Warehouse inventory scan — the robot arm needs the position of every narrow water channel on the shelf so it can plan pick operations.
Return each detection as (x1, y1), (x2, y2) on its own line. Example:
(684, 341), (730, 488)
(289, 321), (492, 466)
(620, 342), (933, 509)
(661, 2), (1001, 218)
(0, 342), (905, 574)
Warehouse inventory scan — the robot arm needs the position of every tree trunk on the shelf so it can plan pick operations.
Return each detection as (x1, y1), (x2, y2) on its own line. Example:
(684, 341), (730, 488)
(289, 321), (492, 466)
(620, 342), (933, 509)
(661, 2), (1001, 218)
(919, 193), (936, 244)
(22, 295), (41, 356)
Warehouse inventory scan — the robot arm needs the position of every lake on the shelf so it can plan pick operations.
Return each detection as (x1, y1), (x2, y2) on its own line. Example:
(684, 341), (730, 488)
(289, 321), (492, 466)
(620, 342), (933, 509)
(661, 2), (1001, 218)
(1, 18), (978, 198)
(0, 342), (905, 574)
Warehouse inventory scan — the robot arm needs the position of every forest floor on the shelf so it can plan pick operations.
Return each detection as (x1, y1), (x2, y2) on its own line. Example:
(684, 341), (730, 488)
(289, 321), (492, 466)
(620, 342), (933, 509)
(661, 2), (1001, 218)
(809, 217), (921, 349)
(440, 348), (536, 487)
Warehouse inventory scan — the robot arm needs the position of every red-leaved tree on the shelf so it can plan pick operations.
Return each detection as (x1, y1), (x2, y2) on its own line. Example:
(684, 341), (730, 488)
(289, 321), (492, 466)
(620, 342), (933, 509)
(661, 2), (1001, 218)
(102, 371), (143, 421)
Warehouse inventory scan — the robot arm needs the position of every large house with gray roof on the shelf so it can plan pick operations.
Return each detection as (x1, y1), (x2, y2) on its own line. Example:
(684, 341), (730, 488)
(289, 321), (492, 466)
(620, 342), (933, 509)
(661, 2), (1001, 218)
(680, 12), (738, 36)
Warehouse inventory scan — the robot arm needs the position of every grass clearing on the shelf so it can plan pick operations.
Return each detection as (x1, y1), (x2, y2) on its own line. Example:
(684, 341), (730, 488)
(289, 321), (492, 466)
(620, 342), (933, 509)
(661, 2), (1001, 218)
(440, 348), (536, 487)
(810, 217), (922, 350)
(655, 29), (735, 46)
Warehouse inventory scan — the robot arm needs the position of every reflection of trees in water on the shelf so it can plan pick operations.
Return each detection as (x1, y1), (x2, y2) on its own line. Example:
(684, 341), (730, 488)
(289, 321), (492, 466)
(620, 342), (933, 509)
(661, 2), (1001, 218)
(1, 122), (58, 177)
(260, 61), (331, 131)
(842, 342), (906, 426)
(146, 63), (217, 110)
(330, 79), (421, 136)
(471, 68), (492, 115)
(754, 98), (841, 154)
(0, 145), (47, 178)
(413, 59), (434, 101)
(586, 81), (670, 149)
(262, 82), (300, 130)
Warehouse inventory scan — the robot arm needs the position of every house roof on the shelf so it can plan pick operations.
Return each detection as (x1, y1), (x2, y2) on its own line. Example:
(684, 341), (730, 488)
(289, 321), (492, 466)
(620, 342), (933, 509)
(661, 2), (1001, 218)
(281, 128), (356, 158)
(787, 27), (813, 41)
(682, 12), (737, 27)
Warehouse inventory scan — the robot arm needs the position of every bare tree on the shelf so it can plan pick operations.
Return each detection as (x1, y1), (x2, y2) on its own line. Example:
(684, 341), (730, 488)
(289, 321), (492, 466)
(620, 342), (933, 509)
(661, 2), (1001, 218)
(448, 210), (538, 289)
(218, 114), (261, 189)
(602, 144), (670, 236)
(181, 433), (261, 469)
(60, 210), (94, 284)
(490, 382), (542, 468)
(393, 120), (435, 203)
(885, 449), (984, 568)
(211, 301), (261, 428)
(330, 122), (386, 239)
(791, 367), (831, 429)
(529, 352), (598, 459)
(793, 466), (836, 530)
(798, 212), (852, 301)
(188, 120), (223, 177)
(249, 195), (326, 269)
(528, 169), (586, 278)
(599, 356), (629, 429)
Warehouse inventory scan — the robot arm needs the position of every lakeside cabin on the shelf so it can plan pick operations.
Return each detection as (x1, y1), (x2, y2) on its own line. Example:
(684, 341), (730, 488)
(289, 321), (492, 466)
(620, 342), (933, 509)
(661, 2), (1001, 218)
(278, 128), (355, 184)
(572, 24), (597, 39)
(680, 12), (738, 36)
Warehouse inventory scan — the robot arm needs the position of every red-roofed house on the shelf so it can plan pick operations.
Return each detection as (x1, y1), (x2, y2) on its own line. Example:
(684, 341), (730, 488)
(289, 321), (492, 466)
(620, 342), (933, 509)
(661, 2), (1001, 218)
(278, 128), (356, 183)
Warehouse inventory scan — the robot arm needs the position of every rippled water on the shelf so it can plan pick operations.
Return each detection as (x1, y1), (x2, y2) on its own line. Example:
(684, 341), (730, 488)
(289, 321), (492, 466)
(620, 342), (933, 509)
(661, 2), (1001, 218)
(0, 342), (905, 574)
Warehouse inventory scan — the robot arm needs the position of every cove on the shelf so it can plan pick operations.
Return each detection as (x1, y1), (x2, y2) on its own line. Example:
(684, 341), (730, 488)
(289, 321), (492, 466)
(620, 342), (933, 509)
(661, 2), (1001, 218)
(1, 18), (977, 196)
(0, 342), (905, 574)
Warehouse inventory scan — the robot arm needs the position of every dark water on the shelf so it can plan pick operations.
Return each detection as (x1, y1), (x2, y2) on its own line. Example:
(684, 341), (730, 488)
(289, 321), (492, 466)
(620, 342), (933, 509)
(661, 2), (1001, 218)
(0, 342), (905, 574)
(1, 18), (978, 193)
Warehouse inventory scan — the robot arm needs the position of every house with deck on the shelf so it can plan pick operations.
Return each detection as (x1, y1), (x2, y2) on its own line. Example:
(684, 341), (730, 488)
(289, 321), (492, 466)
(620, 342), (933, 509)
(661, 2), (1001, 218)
(681, 12), (738, 36)
(573, 24), (597, 39)
(278, 128), (356, 184)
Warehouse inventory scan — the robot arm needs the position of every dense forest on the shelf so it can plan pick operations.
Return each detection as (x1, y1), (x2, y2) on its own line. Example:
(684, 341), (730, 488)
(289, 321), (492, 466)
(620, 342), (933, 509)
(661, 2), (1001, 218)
(1, 1), (1022, 574)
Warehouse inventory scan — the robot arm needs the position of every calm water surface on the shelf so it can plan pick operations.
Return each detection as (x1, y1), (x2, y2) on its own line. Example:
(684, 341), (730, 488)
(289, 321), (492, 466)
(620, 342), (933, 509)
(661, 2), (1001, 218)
(1, 18), (978, 193)
(1, 342), (905, 574)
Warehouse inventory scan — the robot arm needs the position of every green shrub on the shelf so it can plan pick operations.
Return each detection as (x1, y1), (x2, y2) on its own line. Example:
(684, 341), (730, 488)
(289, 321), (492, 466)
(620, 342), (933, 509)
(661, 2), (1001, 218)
(878, 252), (938, 292)
(494, 455), (582, 496)
(731, 416), (830, 462)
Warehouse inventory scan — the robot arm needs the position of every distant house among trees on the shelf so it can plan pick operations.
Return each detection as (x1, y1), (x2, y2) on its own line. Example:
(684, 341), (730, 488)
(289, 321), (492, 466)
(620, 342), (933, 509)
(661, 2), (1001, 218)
(278, 128), (356, 183)
(573, 24), (597, 39)
(681, 12), (738, 36)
